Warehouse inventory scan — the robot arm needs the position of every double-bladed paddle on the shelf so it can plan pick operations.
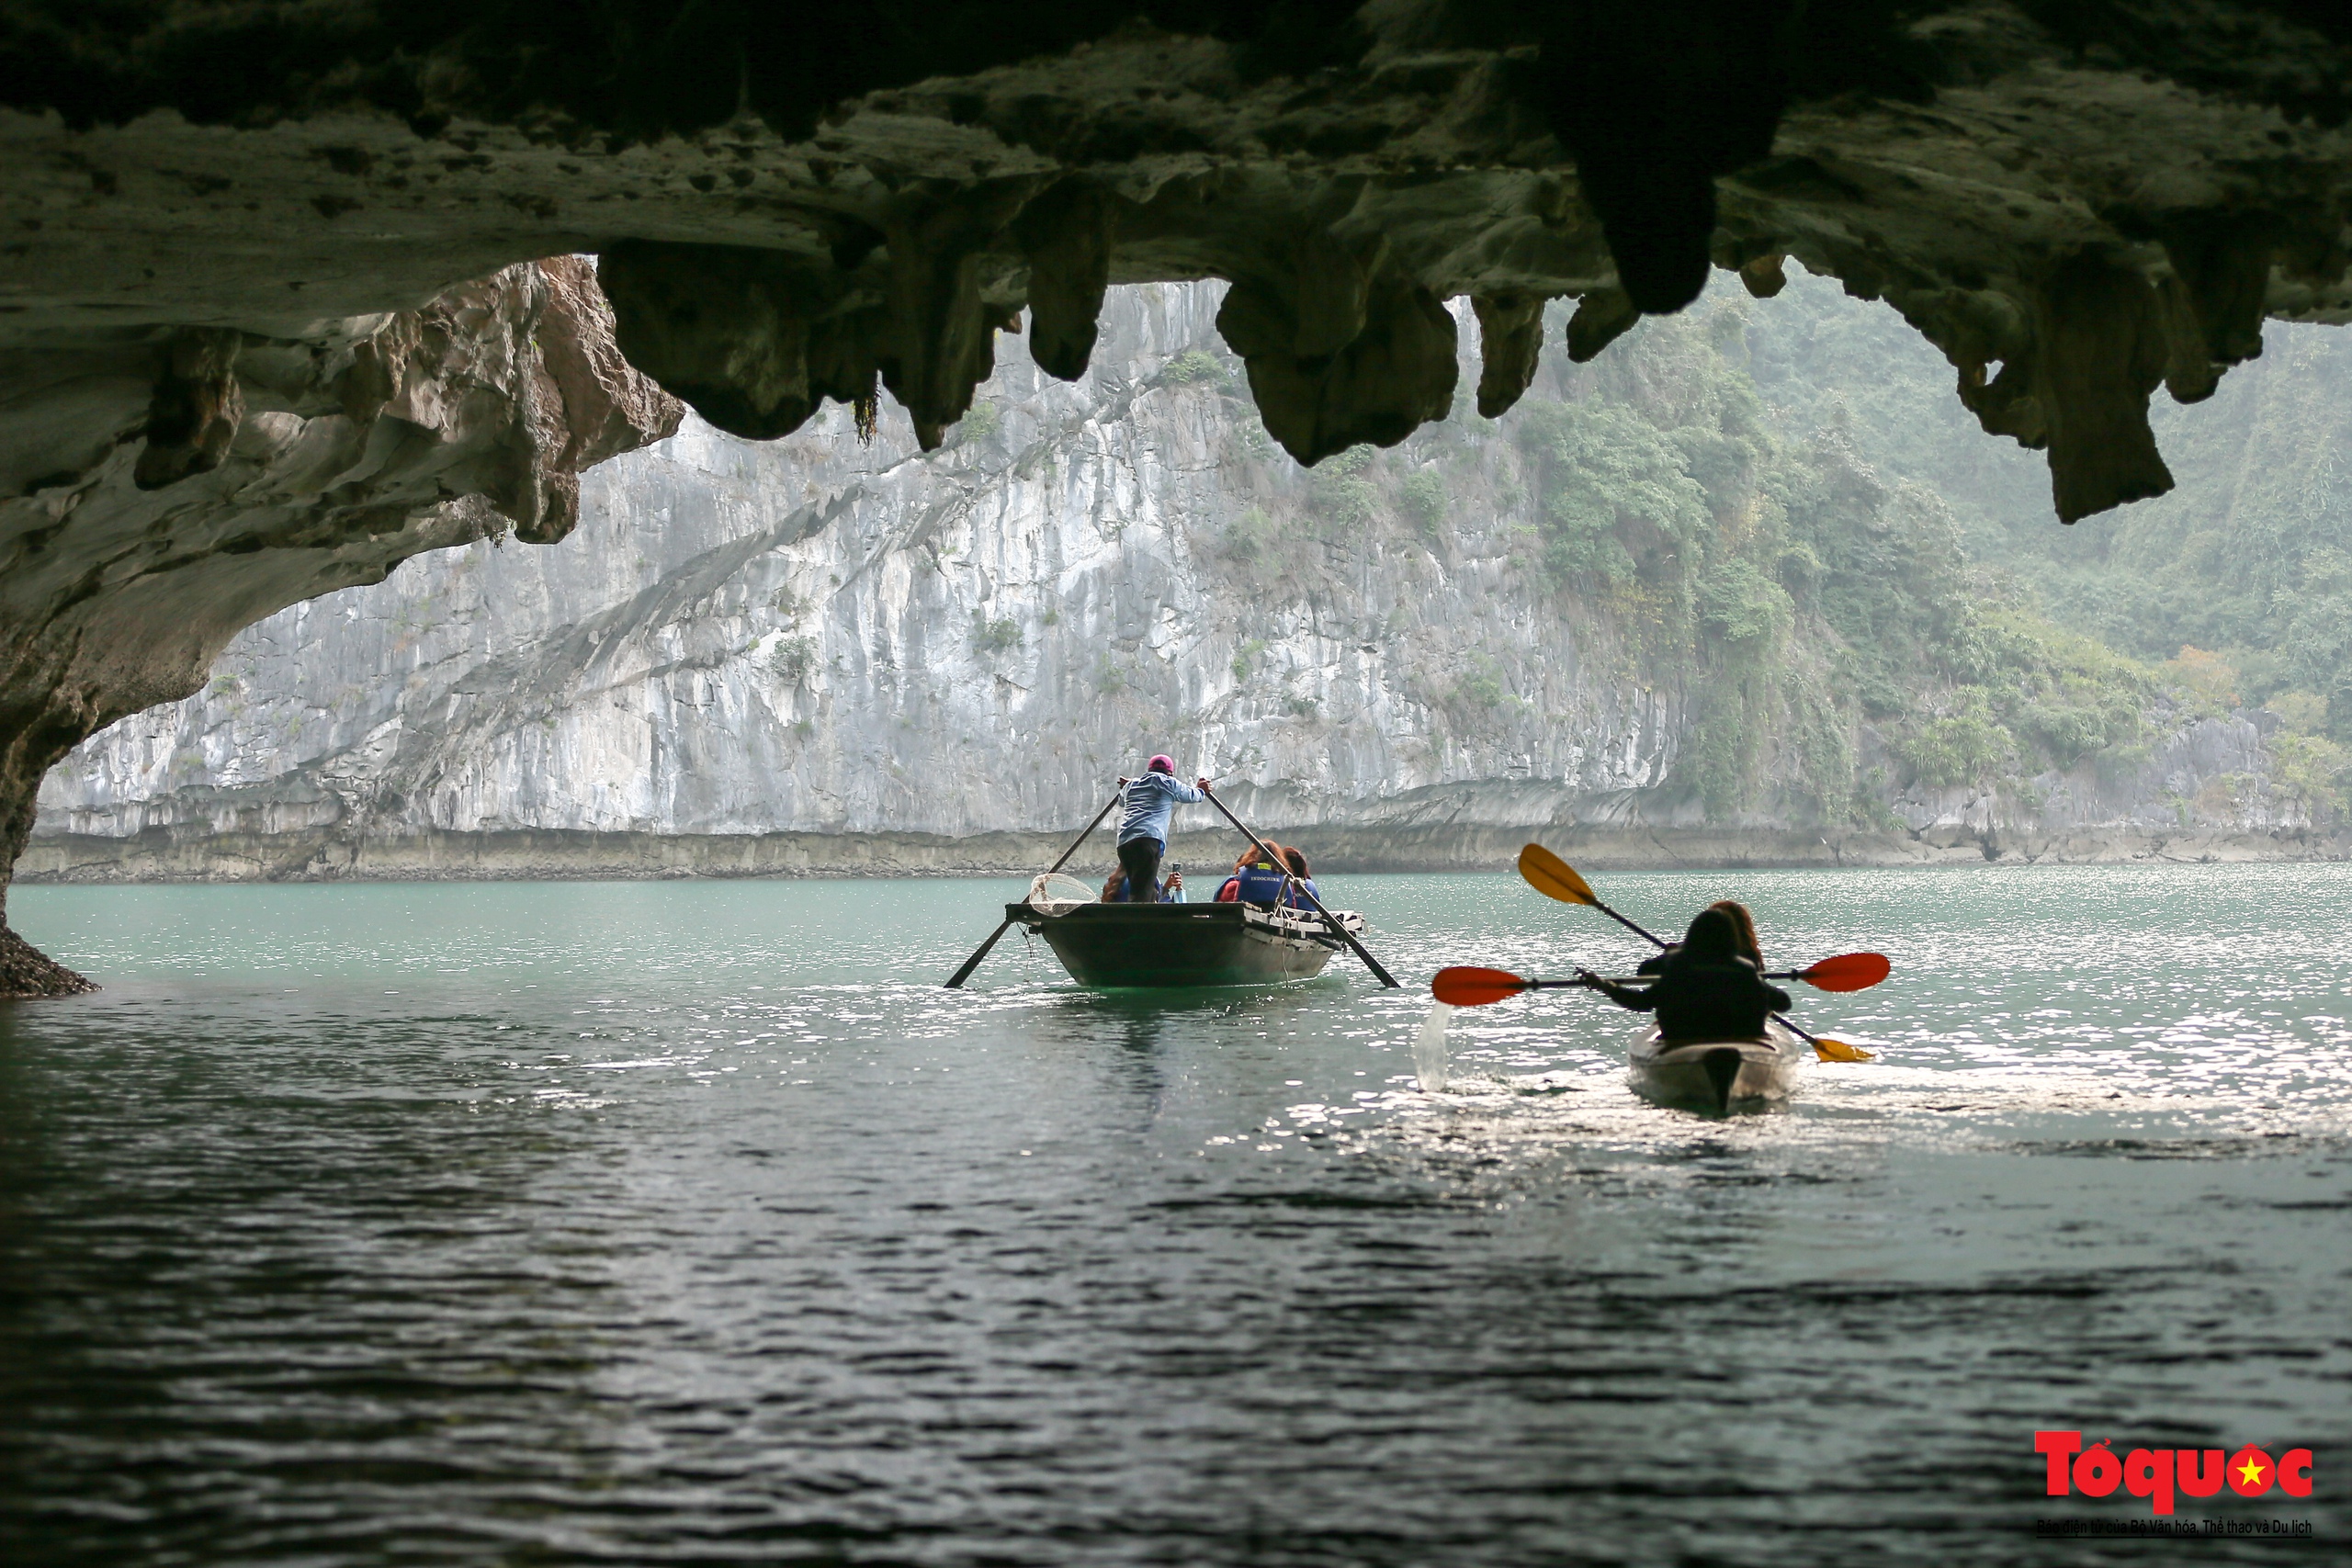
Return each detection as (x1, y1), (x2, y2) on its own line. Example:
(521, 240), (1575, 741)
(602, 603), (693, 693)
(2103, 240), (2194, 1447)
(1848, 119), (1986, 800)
(1433, 955), (1888, 1007)
(1430, 964), (1878, 1062)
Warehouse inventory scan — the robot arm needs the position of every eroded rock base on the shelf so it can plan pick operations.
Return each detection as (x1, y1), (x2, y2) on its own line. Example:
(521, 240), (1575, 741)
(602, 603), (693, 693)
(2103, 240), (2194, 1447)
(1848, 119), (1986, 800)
(0, 921), (96, 998)
(18, 825), (2349, 886)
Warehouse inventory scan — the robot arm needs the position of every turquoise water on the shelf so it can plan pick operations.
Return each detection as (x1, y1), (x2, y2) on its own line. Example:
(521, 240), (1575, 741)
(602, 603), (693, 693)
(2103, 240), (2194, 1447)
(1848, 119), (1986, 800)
(2, 865), (2346, 1565)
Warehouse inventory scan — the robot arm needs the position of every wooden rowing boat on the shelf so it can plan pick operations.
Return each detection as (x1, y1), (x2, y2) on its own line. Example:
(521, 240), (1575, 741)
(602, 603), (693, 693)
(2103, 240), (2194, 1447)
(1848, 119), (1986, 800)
(1006, 897), (1368, 987)
(1626, 1020), (1806, 1113)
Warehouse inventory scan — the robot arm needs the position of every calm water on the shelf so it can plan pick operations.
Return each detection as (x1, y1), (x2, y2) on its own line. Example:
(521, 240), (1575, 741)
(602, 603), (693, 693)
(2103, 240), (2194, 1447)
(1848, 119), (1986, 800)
(2, 866), (2346, 1566)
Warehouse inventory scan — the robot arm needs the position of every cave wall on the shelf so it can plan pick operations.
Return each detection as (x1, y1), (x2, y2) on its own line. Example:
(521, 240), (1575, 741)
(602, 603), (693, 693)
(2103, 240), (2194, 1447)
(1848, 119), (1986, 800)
(0, 257), (680, 993)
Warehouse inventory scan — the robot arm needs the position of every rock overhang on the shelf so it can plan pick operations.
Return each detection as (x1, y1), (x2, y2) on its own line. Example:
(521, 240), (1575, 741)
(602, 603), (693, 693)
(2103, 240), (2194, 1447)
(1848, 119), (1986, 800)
(6, 2), (2352, 519)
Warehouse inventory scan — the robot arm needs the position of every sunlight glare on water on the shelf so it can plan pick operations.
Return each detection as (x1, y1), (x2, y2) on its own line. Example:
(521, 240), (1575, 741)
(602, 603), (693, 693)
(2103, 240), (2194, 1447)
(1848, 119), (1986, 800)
(1, 864), (2346, 1566)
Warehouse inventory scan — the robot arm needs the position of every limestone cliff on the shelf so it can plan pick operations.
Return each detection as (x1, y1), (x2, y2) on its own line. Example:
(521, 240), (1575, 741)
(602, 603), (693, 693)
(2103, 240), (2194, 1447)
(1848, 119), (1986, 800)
(31, 277), (2344, 883)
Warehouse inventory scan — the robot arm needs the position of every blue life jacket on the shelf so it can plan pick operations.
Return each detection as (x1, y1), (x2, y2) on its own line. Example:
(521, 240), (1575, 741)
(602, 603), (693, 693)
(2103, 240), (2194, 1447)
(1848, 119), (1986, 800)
(1234, 862), (1287, 906)
(1282, 877), (1319, 910)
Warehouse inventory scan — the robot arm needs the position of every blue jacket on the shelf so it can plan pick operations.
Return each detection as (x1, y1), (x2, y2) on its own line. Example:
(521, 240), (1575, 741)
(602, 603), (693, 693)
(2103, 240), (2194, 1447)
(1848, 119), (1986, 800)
(1116, 771), (1204, 846)
(1283, 876), (1320, 910)
(1234, 862), (1288, 905)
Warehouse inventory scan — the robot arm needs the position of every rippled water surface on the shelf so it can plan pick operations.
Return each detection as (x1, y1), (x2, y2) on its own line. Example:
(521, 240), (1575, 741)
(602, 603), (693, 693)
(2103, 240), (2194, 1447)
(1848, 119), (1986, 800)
(3, 866), (2347, 1565)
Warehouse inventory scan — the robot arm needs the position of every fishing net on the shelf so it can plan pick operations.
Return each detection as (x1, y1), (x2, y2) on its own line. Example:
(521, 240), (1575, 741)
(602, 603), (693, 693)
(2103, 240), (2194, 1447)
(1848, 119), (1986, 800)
(1026, 873), (1098, 917)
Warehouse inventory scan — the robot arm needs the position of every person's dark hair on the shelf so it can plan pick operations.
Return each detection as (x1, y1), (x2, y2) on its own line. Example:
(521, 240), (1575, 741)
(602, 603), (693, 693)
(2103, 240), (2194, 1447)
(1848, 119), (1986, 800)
(1705, 899), (1761, 965)
(1680, 907), (1737, 961)
(1282, 846), (1309, 877)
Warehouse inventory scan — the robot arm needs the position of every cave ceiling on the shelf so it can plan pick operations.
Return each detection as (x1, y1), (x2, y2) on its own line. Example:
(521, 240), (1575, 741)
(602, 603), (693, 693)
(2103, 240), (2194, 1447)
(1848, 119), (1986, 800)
(6, 0), (2352, 523)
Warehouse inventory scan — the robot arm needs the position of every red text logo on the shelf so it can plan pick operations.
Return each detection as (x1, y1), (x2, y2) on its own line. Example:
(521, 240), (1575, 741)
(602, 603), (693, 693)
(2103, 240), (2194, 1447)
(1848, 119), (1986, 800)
(2037, 1432), (2313, 1517)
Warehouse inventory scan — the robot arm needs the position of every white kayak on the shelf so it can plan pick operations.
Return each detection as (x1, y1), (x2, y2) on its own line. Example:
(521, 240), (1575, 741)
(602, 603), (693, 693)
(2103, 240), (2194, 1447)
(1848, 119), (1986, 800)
(1626, 1020), (1806, 1113)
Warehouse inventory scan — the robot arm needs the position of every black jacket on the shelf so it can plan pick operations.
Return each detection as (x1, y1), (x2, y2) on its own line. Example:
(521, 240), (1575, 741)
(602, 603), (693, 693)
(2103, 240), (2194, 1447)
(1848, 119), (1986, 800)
(1590, 953), (1790, 1043)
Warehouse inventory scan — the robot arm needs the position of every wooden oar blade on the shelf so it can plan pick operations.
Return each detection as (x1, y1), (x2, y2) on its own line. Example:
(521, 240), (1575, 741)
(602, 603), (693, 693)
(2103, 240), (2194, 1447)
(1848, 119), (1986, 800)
(1796, 952), (1892, 993)
(1810, 1036), (1876, 1063)
(1431, 966), (1530, 1008)
(1517, 843), (1598, 907)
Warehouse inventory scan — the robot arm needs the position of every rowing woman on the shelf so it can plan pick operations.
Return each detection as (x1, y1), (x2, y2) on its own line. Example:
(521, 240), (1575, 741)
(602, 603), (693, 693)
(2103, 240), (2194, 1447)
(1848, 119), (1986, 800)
(1581, 907), (1790, 1042)
(1111, 754), (1210, 903)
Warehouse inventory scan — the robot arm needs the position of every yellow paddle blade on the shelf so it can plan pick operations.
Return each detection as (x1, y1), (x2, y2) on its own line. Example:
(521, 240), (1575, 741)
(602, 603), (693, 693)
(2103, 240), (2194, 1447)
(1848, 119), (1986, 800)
(1811, 1037), (1875, 1064)
(1518, 842), (1598, 907)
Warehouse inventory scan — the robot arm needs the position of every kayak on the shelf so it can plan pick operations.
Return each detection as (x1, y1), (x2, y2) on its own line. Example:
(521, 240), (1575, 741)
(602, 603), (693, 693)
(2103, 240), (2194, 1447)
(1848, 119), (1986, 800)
(1626, 1020), (1806, 1113)
(1006, 897), (1367, 987)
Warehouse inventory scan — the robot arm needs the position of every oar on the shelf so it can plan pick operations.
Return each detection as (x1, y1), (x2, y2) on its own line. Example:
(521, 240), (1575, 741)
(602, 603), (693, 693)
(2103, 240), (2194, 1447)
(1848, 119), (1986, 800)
(1200, 784), (1399, 987)
(943, 785), (1124, 988)
(1433, 964), (1877, 1062)
(1517, 843), (1666, 946)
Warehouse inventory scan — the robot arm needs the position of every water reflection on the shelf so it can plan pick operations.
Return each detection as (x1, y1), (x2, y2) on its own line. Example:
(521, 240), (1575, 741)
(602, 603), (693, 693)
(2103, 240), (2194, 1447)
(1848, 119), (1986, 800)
(1, 868), (2347, 1564)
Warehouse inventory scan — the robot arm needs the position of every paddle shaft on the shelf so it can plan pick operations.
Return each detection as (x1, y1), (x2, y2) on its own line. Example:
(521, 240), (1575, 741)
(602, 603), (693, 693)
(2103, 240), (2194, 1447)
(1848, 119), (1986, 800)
(1200, 786), (1399, 988)
(943, 785), (1125, 988)
(1596, 900), (1668, 948)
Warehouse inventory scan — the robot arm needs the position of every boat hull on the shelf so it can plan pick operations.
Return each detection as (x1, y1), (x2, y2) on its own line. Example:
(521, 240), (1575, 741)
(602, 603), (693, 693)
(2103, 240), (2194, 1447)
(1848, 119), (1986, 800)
(1626, 1021), (1805, 1113)
(1008, 902), (1360, 987)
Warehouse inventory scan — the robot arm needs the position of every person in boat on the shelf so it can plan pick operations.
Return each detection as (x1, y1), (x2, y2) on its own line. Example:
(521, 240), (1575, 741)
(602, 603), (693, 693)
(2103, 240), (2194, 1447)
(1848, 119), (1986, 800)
(1101, 865), (1185, 902)
(1278, 846), (1320, 910)
(1635, 897), (1762, 976)
(1112, 754), (1209, 903)
(1213, 845), (1262, 902)
(1581, 907), (1791, 1043)
(1218, 843), (1291, 906)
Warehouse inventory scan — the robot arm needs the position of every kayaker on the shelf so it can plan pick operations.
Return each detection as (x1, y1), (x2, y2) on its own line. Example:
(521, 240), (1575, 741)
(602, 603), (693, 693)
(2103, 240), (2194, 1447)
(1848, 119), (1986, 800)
(1715, 899), (1762, 965)
(1636, 897), (1762, 976)
(1581, 908), (1791, 1043)
(1114, 755), (1209, 904)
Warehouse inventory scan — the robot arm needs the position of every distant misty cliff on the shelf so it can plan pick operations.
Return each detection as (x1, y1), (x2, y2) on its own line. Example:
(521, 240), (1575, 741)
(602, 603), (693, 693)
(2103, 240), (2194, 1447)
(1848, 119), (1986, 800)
(27, 278), (2347, 878)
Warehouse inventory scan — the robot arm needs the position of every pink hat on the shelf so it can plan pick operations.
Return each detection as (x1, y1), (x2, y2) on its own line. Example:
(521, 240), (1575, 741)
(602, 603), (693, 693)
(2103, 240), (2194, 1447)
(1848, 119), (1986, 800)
(1147, 754), (1175, 773)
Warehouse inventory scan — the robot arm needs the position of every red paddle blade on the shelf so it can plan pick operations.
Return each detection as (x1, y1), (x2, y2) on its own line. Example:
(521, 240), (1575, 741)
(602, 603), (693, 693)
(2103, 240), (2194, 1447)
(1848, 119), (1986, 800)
(1796, 952), (1892, 992)
(1431, 966), (1531, 1008)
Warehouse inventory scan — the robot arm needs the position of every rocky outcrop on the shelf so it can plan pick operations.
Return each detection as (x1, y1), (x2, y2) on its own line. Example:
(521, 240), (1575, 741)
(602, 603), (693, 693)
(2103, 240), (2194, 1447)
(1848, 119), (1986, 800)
(0, 258), (680, 992)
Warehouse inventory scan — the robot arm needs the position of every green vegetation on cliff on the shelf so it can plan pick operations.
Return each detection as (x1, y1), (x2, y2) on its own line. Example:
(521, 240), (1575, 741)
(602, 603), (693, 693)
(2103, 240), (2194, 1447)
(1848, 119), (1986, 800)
(1192, 272), (2251, 826)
